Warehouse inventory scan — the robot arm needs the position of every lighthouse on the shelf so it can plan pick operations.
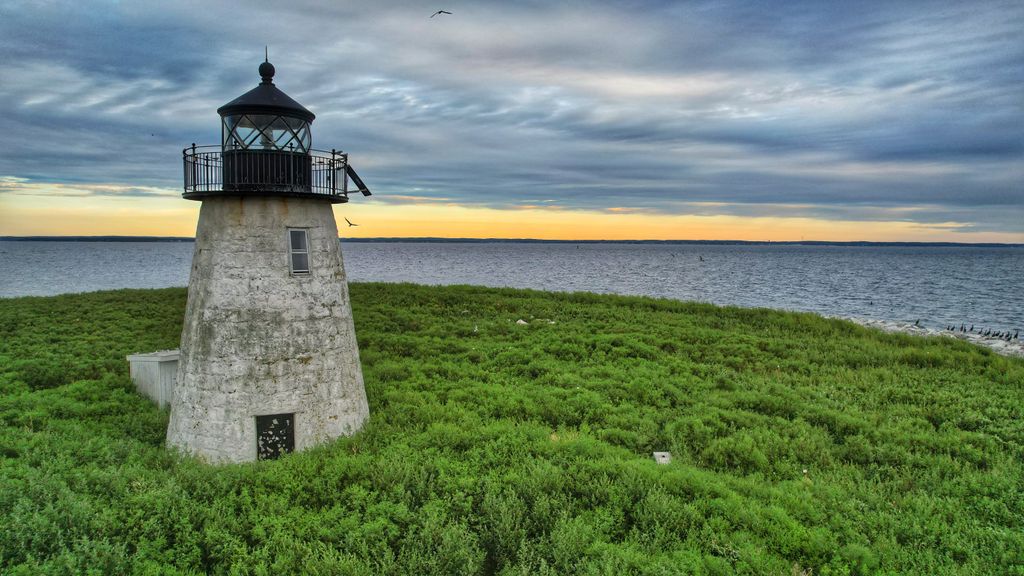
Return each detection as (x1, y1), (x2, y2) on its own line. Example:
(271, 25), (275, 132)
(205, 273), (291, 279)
(167, 59), (372, 463)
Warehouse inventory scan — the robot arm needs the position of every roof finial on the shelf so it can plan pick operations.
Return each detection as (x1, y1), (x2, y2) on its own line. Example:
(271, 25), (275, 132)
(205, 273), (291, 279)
(259, 48), (275, 85)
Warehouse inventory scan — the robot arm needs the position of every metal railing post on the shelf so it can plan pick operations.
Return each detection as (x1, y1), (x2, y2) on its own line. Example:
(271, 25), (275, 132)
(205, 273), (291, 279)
(190, 143), (197, 192)
(331, 149), (338, 197)
(342, 153), (349, 196)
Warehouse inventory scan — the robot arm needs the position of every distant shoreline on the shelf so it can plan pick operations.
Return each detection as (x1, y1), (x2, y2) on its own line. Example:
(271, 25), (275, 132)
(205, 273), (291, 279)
(2, 236), (1021, 248)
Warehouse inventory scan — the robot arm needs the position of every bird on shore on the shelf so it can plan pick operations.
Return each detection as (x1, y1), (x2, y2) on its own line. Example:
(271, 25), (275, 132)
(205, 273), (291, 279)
(430, 10), (452, 17)
(344, 217), (358, 227)
(969, 324), (974, 332)
(1015, 329), (1020, 340)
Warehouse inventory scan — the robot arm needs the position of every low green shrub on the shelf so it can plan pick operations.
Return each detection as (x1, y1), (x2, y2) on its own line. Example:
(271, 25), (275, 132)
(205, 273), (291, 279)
(1, 284), (1022, 574)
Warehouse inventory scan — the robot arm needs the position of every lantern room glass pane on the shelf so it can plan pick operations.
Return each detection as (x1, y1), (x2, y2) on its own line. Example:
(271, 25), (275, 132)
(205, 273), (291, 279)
(285, 117), (311, 152)
(222, 115), (248, 149)
(222, 114), (311, 152)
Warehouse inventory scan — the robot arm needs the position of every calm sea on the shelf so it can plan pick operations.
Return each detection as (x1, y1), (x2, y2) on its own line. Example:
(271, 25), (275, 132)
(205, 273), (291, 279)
(1, 241), (1021, 333)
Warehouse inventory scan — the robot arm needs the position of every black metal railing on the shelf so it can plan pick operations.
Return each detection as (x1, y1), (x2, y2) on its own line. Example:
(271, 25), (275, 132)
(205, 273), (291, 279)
(183, 144), (357, 200)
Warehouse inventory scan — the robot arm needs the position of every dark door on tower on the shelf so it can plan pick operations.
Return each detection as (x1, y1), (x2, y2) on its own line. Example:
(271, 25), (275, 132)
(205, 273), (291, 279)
(256, 413), (295, 460)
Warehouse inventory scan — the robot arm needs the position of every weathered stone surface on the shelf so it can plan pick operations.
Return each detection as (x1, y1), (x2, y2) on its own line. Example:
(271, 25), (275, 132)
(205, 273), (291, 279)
(166, 196), (368, 463)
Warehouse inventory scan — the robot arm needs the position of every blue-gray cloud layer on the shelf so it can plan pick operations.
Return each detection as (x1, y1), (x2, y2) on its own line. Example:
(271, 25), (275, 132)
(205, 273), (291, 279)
(1, 0), (1021, 234)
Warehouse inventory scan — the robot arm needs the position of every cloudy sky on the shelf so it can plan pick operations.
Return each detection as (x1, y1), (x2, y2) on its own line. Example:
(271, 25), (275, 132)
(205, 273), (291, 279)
(0, 0), (1021, 241)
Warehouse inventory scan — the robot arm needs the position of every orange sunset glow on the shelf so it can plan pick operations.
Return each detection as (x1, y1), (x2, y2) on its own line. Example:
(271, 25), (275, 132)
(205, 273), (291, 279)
(2, 187), (1020, 244)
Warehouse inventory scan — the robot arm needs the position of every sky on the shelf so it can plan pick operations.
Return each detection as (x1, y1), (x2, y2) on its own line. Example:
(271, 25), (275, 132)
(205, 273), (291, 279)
(0, 0), (1021, 242)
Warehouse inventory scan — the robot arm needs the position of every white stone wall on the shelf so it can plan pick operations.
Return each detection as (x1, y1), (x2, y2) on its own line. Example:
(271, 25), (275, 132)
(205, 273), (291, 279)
(167, 196), (369, 463)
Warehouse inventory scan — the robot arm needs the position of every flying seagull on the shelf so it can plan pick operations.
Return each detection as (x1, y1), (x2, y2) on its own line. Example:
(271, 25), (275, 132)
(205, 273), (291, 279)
(430, 10), (452, 17)
(345, 217), (358, 227)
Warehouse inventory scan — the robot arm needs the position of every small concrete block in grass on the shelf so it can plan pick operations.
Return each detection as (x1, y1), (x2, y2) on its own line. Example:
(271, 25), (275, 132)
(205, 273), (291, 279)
(127, 349), (179, 409)
(653, 451), (672, 464)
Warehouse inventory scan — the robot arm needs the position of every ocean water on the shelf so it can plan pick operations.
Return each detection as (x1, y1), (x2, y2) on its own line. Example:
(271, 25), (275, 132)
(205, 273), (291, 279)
(1, 240), (1021, 333)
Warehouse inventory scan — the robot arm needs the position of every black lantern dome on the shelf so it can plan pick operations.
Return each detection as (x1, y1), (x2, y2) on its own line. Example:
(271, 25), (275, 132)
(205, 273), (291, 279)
(218, 61), (314, 152)
(182, 60), (371, 203)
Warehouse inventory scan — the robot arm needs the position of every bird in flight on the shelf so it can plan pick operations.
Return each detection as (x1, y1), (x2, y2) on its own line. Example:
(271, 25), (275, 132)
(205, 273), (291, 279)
(430, 10), (452, 17)
(345, 217), (358, 227)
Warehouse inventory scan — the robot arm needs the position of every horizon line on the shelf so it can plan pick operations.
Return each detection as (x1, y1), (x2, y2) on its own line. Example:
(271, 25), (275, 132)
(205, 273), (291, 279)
(2, 235), (1022, 247)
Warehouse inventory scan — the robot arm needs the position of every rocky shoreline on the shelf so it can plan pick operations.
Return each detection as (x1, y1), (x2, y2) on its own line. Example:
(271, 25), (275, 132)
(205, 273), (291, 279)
(843, 317), (1024, 359)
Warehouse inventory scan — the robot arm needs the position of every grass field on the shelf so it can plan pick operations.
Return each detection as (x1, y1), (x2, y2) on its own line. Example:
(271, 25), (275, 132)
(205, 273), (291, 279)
(1, 284), (1022, 574)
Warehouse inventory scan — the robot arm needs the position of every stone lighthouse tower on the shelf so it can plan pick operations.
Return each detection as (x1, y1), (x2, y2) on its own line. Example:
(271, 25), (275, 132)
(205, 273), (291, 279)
(167, 59), (372, 463)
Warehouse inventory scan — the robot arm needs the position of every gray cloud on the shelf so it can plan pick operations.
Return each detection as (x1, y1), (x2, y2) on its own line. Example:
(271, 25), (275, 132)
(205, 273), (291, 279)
(0, 0), (1021, 236)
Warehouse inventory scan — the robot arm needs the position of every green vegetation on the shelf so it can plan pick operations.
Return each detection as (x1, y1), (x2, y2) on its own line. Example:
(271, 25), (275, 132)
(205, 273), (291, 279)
(1, 284), (1022, 575)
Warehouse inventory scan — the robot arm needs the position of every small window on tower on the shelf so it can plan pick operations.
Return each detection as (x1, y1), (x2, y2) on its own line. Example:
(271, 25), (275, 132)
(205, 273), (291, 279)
(289, 229), (309, 274)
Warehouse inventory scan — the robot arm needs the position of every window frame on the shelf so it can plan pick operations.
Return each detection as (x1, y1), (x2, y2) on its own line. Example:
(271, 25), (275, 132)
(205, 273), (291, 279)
(288, 228), (310, 275)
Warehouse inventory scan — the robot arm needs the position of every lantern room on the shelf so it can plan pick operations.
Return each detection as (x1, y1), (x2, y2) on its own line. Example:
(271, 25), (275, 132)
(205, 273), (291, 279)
(218, 61), (314, 153)
(182, 59), (370, 203)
